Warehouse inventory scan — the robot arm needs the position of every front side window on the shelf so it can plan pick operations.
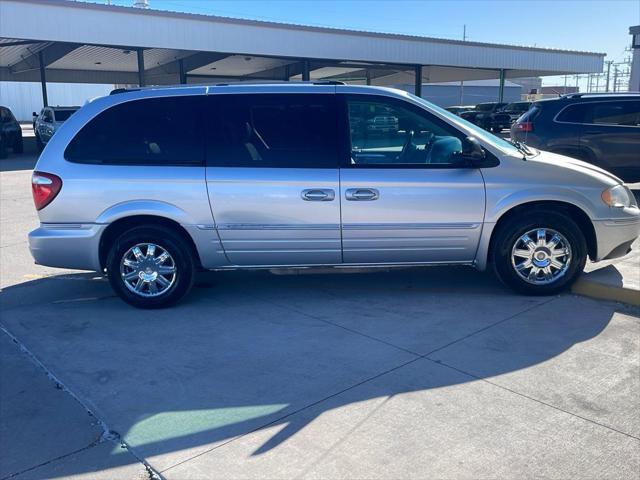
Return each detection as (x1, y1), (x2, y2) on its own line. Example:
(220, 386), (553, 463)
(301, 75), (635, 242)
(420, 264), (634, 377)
(346, 96), (465, 167)
(206, 94), (340, 168)
(65, 96), (204, 165)
(590, 101), (640, 126)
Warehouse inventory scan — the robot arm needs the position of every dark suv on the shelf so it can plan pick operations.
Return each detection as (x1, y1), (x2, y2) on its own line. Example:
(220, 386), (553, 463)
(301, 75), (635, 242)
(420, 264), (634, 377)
(0, 106), (23, 158)
(460, 102), (512, 132)
(511, 93), (640, 183)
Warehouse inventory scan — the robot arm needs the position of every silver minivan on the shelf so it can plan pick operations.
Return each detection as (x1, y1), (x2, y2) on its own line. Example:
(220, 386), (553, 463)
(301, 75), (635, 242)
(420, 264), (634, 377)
(29, 84), (640, 308)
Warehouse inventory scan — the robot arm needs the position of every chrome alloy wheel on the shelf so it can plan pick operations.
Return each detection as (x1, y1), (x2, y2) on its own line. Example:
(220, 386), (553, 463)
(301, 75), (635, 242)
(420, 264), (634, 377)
(511, 228), (572, 285)
(119, 243), (177, 297)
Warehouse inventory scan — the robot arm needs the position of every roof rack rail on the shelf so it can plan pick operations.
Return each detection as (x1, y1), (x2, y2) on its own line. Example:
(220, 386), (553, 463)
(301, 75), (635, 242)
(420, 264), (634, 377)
(561, 91), (640, 98)
(110, 80), (347, 93)
(213, 80), (346, 86)
(110, 87), (139, 95)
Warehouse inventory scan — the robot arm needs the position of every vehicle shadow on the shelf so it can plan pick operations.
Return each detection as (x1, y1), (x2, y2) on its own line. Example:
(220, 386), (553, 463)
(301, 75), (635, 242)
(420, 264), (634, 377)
(0, 266), (633, 478)
(0, 136), (38, 172)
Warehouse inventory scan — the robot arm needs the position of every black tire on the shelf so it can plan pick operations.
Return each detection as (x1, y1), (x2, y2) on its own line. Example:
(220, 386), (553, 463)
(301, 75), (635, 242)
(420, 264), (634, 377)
(106, 226), (196, 308)
(492, 211), (587, 296)
(0, 137), (7, 159)
(13, 135), (23, 154)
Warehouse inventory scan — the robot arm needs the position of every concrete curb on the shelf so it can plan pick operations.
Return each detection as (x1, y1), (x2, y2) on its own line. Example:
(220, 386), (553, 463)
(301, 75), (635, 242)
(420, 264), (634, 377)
(572, 277), (640, 307)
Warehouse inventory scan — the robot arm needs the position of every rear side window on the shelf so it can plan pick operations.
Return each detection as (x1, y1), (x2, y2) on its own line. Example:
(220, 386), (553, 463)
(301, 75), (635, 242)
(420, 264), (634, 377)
(205, 94), (340, 168)
(556, 100), (640, 126)
(65, 96), (204, 165)
(556, 103), (591, 123)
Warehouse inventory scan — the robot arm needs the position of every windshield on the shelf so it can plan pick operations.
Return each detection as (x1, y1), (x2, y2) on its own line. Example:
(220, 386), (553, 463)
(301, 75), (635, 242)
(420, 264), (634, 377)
(406, 93), (523, 156)
(475, 103), (495, 111)
(53, 109), (77, 122)
(502, 102), (529, 112)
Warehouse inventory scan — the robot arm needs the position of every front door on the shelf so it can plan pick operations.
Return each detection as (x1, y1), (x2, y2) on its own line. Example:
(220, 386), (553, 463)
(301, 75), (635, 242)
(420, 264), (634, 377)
(205, 91), (342, 266)
(339, 93), (486, 264)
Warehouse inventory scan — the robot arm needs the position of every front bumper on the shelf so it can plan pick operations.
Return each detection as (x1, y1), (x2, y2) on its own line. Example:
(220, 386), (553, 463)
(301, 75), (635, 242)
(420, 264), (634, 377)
(593, 208), (640, 261)
(28, 223), (105, 271)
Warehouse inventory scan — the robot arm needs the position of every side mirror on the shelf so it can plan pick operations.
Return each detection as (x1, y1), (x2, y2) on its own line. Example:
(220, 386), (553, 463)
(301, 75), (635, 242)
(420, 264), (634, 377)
(459, 136), (485, 166)
(32, 112), (38, 117)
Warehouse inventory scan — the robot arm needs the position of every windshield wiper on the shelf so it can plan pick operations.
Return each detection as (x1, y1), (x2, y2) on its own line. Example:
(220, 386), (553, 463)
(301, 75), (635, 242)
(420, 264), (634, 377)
(507, 139), (533, 159)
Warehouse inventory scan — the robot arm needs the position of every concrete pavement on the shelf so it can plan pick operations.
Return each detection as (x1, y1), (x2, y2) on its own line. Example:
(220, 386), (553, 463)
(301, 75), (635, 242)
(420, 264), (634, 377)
(1, 145), (639, 479)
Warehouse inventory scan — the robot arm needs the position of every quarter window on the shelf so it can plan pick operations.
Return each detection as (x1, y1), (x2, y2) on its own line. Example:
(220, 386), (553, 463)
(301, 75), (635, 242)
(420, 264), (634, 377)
(65, 96), (204, 165)
(346, 96), (465, 166)
(206, 94), (340, 168)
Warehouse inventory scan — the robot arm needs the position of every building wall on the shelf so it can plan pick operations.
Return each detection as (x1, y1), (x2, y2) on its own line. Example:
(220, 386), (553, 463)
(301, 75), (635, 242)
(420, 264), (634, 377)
(396, 84), (522, 107)
(0, 82), (113, 121)
(509, 77), (542, 94)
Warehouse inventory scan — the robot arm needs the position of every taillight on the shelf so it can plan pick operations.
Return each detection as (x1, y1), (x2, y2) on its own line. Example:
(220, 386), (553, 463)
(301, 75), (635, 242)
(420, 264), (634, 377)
(514, 121), (534, 132)
(31, 171), (62, 210)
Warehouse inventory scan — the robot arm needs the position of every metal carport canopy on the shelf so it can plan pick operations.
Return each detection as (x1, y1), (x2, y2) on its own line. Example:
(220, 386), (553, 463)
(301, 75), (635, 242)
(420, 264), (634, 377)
(0, 0), (604, 87)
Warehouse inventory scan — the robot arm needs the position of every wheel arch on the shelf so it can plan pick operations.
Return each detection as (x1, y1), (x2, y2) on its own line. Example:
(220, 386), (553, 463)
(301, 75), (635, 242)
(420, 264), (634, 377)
(98, 215), (203, 271)
(485, 200), (597, 266)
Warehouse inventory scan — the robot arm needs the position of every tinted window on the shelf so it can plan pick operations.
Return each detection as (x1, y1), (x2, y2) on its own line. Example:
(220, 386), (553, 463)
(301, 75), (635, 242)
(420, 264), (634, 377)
(53, 109), (76, 122)
(346, 95), (465, 167)
(557, 100), (640, 126)
(65, 96), (204, 165)
(503, 102), (530, 112)
(206, 94), (340, 168)
(590, 101), (640, 126)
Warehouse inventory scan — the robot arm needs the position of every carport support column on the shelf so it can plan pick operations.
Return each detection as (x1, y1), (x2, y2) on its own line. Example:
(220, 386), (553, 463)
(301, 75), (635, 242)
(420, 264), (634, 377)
(38, 50), (48, 107)
(498, 69), (505, 102)
(414, 65), (423, 98)
(137, 49), (145, 87)
(302, 60), (310, 81)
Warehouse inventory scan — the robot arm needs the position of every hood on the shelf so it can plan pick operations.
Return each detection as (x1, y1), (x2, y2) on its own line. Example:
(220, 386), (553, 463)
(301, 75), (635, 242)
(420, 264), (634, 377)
(530, 150), (623, 186)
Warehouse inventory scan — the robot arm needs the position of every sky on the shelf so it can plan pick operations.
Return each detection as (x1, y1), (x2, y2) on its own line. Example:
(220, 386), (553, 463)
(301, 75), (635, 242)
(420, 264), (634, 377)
(95, 0), (640, 88)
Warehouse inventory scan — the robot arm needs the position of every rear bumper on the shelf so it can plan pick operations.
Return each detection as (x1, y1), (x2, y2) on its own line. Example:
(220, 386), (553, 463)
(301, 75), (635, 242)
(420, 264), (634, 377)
(28, 223), (105, 271)
(593, 210), (640, 261)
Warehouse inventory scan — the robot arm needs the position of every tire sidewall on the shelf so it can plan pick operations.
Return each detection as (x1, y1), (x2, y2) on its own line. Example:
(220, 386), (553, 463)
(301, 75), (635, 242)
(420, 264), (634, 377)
(492, 212), (587, 295)
(106, 227), (195, 308)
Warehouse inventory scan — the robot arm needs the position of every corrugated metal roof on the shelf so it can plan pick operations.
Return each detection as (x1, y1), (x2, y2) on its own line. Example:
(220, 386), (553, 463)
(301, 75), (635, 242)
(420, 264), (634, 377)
(0, 39), (49, 68)
(0, 0), (606, 84)
(47, 45), (187, 72)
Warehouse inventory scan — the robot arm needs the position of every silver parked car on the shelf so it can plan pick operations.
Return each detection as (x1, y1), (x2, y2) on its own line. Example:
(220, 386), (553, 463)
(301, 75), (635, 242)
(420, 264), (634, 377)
(29, 84), (640, 308)
(33, 106), (79, 150)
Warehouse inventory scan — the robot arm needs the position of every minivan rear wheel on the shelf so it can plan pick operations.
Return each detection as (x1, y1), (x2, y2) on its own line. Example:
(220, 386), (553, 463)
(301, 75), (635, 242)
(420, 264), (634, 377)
(106, 226), (195, 308)
(492, 212), (587, 295)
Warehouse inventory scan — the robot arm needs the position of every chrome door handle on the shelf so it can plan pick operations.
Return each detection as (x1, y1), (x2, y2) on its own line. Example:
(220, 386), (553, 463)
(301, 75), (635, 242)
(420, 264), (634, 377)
(345, 188), (379, 201)
(301, 189), (335, 201)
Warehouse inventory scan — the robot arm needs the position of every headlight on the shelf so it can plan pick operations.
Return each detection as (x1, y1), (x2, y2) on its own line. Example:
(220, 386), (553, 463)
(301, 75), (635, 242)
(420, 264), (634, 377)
(601, 185), (637, 208)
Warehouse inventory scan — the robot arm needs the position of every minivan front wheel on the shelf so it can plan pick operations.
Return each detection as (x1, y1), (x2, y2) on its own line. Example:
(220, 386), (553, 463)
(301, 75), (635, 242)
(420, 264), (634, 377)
(492, 212), (587, 295)
(106, 226), (195, 308)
